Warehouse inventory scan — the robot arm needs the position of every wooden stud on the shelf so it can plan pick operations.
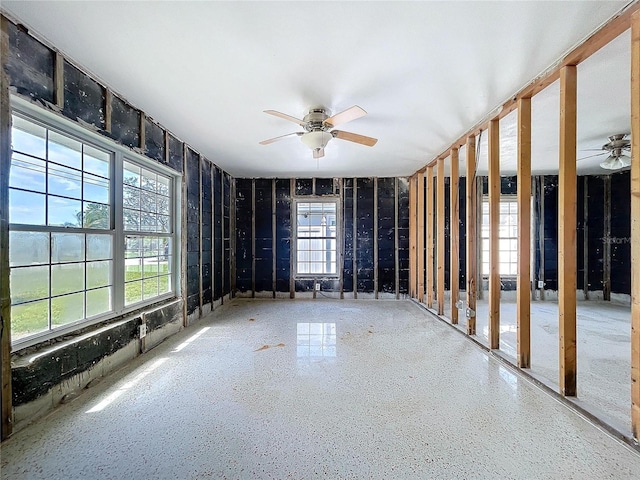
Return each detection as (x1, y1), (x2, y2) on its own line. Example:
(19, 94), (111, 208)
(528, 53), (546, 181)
(1, 15), (13, 441)
(395, 178), (400, 300)
(630, 8), (640, 441)
(437, 158), (445, 315)
(409, 175), (417, 298)
(374, 178), (379, 299)
(426, 166), (435, 308)
(54, 51), (64, 108)
(450, 148), (460, 324)
(466, 135), (477, 335)
(417, 172), (425, 302)
(139, 112), (146, 150)
(105, 89), (113, 133)
(517, 97), (532, 368)
(488, 119), (500, 350)
(558, 65), (577, 397)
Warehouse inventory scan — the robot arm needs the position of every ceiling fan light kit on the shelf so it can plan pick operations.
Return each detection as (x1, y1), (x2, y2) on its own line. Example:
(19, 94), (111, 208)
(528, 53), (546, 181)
(260, 105), (378, 159)
(599, 152), (631, 170)
(578, 133), (632, 171)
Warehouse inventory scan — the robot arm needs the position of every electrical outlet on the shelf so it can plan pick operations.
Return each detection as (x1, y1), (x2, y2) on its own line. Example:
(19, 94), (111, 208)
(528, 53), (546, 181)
(538, 280), (544, 289)
(139, 324), (147, 339)
(315, 282), (321, 291)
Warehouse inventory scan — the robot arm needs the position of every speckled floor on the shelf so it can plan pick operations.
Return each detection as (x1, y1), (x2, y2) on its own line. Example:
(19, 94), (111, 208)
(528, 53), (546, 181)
(2, 299), (639, 479)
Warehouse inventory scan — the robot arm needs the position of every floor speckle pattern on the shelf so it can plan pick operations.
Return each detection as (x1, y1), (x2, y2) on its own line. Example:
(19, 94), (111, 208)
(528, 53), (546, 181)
(2, 299), (639, 479)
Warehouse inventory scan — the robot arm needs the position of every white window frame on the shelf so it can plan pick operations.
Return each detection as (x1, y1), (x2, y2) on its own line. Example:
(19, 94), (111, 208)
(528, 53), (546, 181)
(481, 195), (518, 276)
(293, 197), (341, 278)
(9, 96), (182, 350)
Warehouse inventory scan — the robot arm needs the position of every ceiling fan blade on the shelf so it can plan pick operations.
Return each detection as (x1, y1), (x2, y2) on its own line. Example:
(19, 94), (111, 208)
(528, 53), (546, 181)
(263, 110), (305, 126)
(333, 130), (378, 147)
(259, 132), (303, 145)
(578, 152), (607, 161)
(313, 148), (325, 159)
(324, 105), (367, 128)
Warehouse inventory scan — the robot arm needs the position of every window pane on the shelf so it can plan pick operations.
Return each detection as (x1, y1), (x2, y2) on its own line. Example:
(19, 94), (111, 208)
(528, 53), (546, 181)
(51, 292), (84, 327)
(10, 231), (49, 266)
(124, 209), (140, 230)
(126, 258), (143, 281)
(48, 131), (82, 169)
(52, 233), (85, 263)
(123, 162), (140, 187)
(10, 189), (46, 225)
(86, 287), (111, 318)
(87, 234), (112, 261)
(11, 266), (49, 303)
(143, 277), (159, 299)
(125, 236), (141, 257)
(48, 196), (81, 227)
(157, 196), (169, 215)
(84, 173), (110, 203)
(51, 263), (84, 296)
(123, 185), (140, 209)
(87, 260), (112, 289)
(157, 176), (170, 196)
(83, 202), (110, 229)
(157, 215), (170, 233)
(48, 164), (82, 199)
(11, 116), (46, 158)
(141, 169), (157, 191)
(143, 257), (159, 278)
(159, 275), (171, 294)
(11, 300), (49, 339)
(10, 153), (46, 192)
(83, 145), (110, 178)
(125, 280), (142, 305)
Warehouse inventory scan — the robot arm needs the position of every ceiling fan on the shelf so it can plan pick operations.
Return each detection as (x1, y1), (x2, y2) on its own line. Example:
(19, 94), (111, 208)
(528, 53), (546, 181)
(579, 134), (632, 170)
(259, 105), (378, 159)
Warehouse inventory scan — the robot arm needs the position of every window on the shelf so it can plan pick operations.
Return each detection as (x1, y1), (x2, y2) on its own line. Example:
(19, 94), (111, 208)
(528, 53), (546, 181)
(481, 197), (518, 275)
(8, 108), (178, 344)
(295, 201), (338, 276)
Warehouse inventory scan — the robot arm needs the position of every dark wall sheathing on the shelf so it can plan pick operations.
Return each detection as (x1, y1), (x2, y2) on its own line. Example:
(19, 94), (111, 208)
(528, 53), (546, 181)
(186, 149), (200, 315)
(586, 176), (604, 292)
(223, 173), (232, 296)
(235, 179), (253, 293)
(167, 134), (184, 173)
(213, 168), (223, 300)
(356, 178), (375, 293)
(6, 22), (54, 103)
(110, 94), (140, 149)
(201, 159), (213, 306)
(234, 178), (407, 296)
(458, 177), (467, 290)
(63, 61), (105, 130)
(343, 179), (354, 293)
(397, 179), (410, 294)
(443, 179), (451, 290)
(377, 178), (395, 293)
(275, 180), (291, 293)
(542, 176), (559, 291)
(255, 179), (273, 293)
(577, 178), (586, 291)
(610, 171), (631, 294)
(145, 117), (165, 164)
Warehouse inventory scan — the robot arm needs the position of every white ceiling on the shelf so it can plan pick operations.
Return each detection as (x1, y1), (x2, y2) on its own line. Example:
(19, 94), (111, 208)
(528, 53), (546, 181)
(1, 1), (634, 178)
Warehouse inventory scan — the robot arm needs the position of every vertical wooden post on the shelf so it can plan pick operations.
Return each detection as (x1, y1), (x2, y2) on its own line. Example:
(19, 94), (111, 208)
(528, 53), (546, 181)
(450, 148), (460, 324)
(437, 158), (445, 315)
(517, 97), (532, 368)
(559, 65), (578, 397)
(426, 166), (435, 308)
(630, 9), (640, 441)
(466, 135), (477, 335)
(417, 172), (425, 302)
(409, 175), (417, 298)
(488, 119), (500, 349)
(1, 15), (13, 441)
(105, 89), (113, 133)
(54, 52), (64, 108)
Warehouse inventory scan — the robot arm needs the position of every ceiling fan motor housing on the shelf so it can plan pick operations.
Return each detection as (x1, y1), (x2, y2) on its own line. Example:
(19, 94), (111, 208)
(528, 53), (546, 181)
(303, 108), (331, 131)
